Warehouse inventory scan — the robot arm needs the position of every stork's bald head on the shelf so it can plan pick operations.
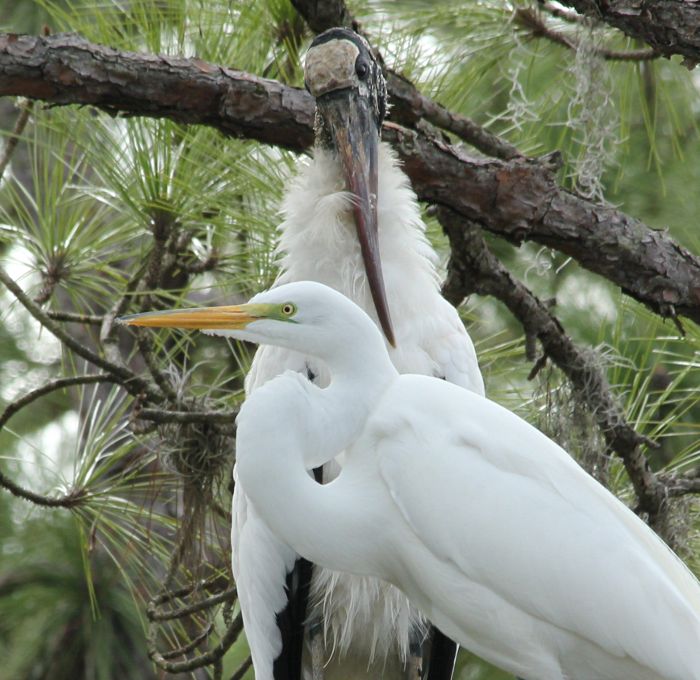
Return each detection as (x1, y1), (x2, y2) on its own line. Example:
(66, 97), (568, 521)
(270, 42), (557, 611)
(304, 28), (386, 126)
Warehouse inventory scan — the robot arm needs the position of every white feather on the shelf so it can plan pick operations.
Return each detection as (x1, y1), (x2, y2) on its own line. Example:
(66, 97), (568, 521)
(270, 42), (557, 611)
(231, 142), (483, 677)
(233, 281), (700, 680)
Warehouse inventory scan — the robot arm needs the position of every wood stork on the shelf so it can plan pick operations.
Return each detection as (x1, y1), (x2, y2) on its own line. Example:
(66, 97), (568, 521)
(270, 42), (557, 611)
(122, 280), (700, 680)
(234, 27), (483, 680)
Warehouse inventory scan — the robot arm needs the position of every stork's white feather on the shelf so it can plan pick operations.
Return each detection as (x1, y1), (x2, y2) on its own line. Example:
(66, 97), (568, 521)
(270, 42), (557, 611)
(232, 142), (483, 676)
(273, 144), (482, 390)
(234, 281), (700, 680)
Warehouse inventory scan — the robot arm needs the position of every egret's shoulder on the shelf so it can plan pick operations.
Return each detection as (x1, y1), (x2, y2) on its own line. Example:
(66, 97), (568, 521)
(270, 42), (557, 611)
(238, 369), (314, 428)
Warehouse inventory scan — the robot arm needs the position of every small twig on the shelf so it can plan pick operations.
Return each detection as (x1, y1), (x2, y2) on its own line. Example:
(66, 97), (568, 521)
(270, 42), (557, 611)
(213, 657), (223, 680)
(230, 656), (253, 680)
(137, 407), (237, 425)
(150, 574), (230, 607)
(0, 99), (34, 180)
(148, 586), (237, 622)
(135, 329), (179, 402)
(0, 265), (160, 400)
(150, 612), (244, 672)
(0, 373), (117, 508)
(46, 310), (104, 325)
(515, 8), (660, 62)
(663, 471), (700, 498)
(159, 623), (214, 660)
(0, 470), (87, 508)
(385, 73), (521, 161)
(0, 373), (115, 432)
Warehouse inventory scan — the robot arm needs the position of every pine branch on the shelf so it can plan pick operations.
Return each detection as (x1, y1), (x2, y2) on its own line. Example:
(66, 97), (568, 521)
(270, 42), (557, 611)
(515, 7), (659, 62)
(136, 407), (237, 426)
(0, 33), (314, 150)
(148, 612), (244, 672)
(46, 310), (104, 324)
(230, 657), (253, 680)
(0, 98), (33, 180)
(663, 470), (700, 497)
(0, 264), (161, 400)
(148, 585), (237, 621)
(2, 33), (700, 328)
(556, 0), (700, 67)
(387, 125), (700, 327)
(0, 373), (116, 508)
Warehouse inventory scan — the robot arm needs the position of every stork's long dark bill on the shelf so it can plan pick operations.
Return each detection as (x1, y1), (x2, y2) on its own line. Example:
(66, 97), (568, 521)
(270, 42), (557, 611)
(318, 91), (396, 347)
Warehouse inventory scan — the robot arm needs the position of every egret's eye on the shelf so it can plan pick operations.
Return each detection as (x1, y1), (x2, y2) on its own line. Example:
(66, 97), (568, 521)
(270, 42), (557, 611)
(281, 303), (296, 316)
(356, 60), (369, 80)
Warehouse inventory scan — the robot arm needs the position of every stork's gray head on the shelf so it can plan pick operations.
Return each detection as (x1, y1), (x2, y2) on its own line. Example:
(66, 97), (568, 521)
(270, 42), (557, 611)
(303, 28), (395, 346)
(305, 28), (386, 128)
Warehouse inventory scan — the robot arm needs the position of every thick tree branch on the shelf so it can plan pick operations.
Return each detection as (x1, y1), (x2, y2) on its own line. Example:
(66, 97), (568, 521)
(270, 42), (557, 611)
(0, 33), (314, 150)
(387, 125), (700, 327)
(438, 210), (671, 535)
(556, 0), (700, 67)
(3, 33), (699, 328)
(290, 0), (353, 32)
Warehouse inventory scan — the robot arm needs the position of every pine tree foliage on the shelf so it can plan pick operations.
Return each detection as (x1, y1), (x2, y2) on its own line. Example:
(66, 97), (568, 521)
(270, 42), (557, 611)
(0, 1), (698, 678)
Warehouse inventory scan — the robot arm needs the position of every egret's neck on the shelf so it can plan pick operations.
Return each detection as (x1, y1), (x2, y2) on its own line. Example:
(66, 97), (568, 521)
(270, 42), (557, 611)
(236, 312), (396, 574)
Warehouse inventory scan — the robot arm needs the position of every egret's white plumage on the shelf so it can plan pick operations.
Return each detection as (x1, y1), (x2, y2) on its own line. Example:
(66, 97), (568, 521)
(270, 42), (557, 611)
(228, 281), (700, 680)
(233, 142), (483, 679)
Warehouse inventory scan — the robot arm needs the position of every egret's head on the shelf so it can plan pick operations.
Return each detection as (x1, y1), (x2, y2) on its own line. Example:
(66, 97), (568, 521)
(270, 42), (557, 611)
(118, 281), (387, 358)
(303, 28), (394, 347)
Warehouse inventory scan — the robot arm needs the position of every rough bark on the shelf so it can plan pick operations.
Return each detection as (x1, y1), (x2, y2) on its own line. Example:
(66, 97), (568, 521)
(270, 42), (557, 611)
(558, 0), (700, 66)
(2, 32), (700, 327)
(0, 33), (314, 150)
(385, 124), (700, 326)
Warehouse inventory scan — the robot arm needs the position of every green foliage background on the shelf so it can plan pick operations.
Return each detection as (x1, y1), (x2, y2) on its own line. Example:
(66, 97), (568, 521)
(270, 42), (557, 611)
(0, 1), (698, 679)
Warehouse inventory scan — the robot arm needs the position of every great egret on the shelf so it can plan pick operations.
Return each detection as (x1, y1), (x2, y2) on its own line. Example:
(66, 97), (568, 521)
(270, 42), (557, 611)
(122, 280), (700, 680)
(236, 26), (484, 680)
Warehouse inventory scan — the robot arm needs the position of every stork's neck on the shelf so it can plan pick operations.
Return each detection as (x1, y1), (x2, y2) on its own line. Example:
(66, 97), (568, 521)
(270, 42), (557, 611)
(314, 109), (335, 151)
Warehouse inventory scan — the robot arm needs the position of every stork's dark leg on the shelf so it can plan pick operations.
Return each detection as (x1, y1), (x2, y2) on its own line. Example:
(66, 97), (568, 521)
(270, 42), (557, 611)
(272, 466), (324, 680)
(425, 626), (458, 680)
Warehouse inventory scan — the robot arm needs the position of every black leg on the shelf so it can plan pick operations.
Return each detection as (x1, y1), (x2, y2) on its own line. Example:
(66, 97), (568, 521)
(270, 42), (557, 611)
(425, 626), (458, 680)
(272, 556), (313, 680)
(272, 466), (324, 680)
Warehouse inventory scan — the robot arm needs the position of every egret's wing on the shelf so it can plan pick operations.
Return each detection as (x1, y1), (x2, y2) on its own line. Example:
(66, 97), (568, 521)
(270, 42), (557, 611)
(375, 376), (700, 677)
(232, 469), (298, 679)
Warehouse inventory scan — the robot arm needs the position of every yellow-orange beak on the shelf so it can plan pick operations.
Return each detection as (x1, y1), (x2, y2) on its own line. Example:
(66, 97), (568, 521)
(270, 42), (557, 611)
(119, 304), (263, 330)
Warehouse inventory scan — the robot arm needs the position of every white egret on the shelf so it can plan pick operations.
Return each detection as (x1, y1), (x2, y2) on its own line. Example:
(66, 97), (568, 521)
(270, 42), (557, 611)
(236, 26), (483, 680)
(122, 280), (700, 680)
